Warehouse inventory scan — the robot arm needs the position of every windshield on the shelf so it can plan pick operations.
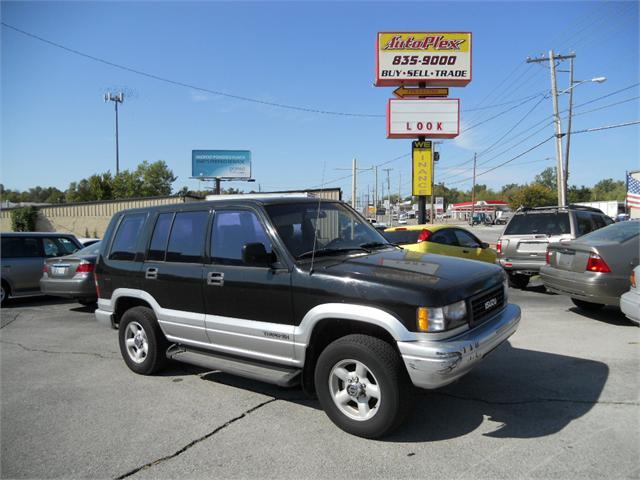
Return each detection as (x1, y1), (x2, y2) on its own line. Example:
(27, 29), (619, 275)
(504, 212), (570, 236)
(265, 202), (390, 259)
(382, 230), (422, 245)
(578, 220), (639, 244)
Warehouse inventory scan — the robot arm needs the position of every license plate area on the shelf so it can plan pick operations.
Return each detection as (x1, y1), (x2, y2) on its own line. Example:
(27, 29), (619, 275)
(557, 252), (574, 268)
(517, 242), (547, 253)
(51, 265), (69, 276)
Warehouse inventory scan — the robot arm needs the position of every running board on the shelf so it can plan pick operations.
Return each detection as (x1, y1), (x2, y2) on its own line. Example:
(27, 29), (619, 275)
(166, 346), (301, 387)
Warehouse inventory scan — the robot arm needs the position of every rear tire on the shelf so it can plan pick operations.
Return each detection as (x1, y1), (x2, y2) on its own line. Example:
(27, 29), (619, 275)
(118, 306), (168, 375)
(78, 298), (96, 307)
(314, 334), (413, 439)
(571, 298), (605, 311)
(508, 273), (529, 289)
(0, 281), (8, 306)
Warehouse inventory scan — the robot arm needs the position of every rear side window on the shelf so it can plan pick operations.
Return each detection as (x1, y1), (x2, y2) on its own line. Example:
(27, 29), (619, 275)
(575, 211), (595, 237)
(430, 229), (458, 246)
(109, 213), (147, 261)
(1, 237), (42, 258)
(504, 212), (570, 235)
(147, 213), (174, 262)
(43, 237), (79, 257)
(382, 230), (421, 245)
(211, 210), (273, 265)
(166, 211), (209, 263)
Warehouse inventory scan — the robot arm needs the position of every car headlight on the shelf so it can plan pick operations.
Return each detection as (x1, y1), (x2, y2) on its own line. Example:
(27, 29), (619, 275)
(416, 300), (468, 332)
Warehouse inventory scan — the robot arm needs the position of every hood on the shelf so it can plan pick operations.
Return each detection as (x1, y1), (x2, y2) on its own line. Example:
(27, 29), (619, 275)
(314, 248), (504, 306)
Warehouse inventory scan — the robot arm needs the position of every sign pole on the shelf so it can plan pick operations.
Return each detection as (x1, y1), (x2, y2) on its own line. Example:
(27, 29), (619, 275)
(214, 178), (221, 195)
(430, 145), (435, 224)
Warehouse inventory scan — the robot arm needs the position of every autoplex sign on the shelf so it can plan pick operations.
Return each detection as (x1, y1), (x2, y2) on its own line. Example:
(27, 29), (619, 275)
(191, 150), (251, 179)
(375, 32), (472, 87)
(387, 98), (460, 139)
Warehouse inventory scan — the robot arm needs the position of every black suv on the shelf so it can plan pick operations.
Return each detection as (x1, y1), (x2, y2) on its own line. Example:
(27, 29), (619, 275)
(95, 197), (520, 438)
(497, 205), (614, 288)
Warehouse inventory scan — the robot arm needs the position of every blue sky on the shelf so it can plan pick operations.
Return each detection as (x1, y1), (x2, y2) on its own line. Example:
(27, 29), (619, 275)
(2, 0), (638, 201)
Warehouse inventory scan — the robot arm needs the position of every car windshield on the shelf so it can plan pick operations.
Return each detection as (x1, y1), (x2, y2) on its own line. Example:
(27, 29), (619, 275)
(504, 211), (570, 235)
(578, 220), (639, 244)
(265, 201), (390, 259)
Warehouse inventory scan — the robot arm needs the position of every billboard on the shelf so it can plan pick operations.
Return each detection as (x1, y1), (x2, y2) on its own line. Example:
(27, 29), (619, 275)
(375, 32), (472, 87)
(387, 99), (459, 139)
(191, 150), (251, 179)
(412, 141), (432, 196)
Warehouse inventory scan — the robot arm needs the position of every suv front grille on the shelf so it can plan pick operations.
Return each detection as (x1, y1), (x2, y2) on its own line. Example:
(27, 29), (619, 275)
(469, 285), (505, 327)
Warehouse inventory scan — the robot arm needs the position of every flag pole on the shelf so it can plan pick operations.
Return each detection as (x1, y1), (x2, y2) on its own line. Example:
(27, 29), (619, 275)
(625, 170), (629, 215)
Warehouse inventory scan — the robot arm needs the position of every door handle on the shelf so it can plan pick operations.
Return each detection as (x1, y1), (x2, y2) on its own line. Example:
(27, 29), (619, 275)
(207, 271), (224, 286)
(145, 267), (158, 280)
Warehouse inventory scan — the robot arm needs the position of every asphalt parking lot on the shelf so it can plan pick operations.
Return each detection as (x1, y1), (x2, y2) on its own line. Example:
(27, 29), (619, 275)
(1, 285), (638, 480)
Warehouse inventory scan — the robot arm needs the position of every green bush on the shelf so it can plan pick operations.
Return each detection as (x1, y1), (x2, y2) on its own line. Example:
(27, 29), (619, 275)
(10, 206), (39, 231)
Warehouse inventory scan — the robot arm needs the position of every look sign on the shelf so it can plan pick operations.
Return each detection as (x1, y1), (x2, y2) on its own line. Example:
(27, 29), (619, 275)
(375, 32), (472, 87)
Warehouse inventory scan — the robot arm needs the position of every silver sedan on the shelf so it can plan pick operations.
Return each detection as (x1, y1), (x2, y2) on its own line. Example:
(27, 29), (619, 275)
(540, 221), (639, 314)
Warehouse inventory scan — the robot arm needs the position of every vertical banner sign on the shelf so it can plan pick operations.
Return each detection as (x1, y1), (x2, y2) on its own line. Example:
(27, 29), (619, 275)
(412, 141), (432, 196)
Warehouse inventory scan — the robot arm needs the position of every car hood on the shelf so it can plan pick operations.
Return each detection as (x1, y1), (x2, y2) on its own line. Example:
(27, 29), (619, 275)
(313, 248), (504, 306)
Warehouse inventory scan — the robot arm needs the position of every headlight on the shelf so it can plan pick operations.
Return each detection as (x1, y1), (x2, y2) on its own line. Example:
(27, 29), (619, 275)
(416, 300), (468, 332)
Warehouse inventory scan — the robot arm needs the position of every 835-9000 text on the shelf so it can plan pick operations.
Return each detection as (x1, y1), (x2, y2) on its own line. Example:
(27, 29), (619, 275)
(391, 55), (457, 66)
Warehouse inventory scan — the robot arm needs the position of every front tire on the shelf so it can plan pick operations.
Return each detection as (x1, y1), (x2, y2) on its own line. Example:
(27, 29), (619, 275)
(571, 298), (605, 311)
(314, 334), (412, 439)
(0, 282), (8, 306)
(118, 306), (168, 375)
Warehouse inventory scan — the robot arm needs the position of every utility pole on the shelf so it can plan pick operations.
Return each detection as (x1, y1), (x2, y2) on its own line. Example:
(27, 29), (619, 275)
(471, 153), (477, 222)
(104, 92), (125, 175)
(383, 168), (393, 225)
(527, 51), (575, 207)
(564, 57), (574, 199)
(374, 166), (378, 220)
(398, 171), (402, 221)
(335, 158), (373, 210)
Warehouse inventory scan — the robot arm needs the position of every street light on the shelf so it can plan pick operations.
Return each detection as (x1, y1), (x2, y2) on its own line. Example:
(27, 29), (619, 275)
(561, 71), (606, 202)
(104, 92), (125, 175)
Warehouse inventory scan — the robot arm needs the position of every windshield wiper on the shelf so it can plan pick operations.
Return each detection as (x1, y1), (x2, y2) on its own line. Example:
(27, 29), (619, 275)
(359, 241), (401, 250)
(297, 247), (370, 260)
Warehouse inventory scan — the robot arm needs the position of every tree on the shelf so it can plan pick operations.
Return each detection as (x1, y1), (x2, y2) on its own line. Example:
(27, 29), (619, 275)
(509, 183), (557, 209)
(111, 170), (143, 199)
(136, 161), (176, 197)
(567, 185), (592, 203)
(534, 167), (557, 190)
(10, 206), (38, 231)
(591, 178), (625, 201)
(87, 173), (113, 200)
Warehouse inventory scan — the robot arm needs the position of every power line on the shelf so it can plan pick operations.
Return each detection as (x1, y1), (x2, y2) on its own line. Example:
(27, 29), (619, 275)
(1, 22), (384, 118)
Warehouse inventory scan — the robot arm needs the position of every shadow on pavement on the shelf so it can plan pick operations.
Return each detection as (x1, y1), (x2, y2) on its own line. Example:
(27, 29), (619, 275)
(196, 341), (608, 442)
(2, 296), (75, 308)
(569, 306), (635, 327)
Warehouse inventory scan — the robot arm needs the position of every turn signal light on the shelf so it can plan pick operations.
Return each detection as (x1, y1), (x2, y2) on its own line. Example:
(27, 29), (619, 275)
(76, 262), (95, 273)
(586, 254), (611, 273)
(417, 229), (432, 243)
(545, 250), (551, 265)
(42, 264), (49, 273)
(496, 240), (502, 254)
(631, 271), (636, 289)
(417, 307), (429, 332)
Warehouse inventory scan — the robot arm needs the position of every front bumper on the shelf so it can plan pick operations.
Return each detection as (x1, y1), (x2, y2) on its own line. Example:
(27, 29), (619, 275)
(95, 299), (115, 328)
(540, 266), (625, 306)
(620, 290), (640, 325)
(397, 303), (520, 390)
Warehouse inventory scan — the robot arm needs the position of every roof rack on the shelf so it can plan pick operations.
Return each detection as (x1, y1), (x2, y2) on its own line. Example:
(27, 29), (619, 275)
(516, 204), (604, 214)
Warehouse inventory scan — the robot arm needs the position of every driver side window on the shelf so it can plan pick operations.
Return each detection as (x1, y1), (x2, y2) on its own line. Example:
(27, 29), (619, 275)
(210, 210), (273, 266)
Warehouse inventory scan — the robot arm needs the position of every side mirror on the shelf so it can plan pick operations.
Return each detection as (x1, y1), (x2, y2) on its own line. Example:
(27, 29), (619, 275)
(242, 242), (274, 267)
(480, 242), (490, 249)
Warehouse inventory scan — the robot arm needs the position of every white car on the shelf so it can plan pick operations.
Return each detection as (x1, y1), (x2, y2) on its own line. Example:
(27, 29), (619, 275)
(620, 265), (640, 326)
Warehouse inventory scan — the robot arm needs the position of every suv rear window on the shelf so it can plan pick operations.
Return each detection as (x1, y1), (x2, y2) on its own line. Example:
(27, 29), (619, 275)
(504, 212), (570, 236)
(166, 211), (209, 263)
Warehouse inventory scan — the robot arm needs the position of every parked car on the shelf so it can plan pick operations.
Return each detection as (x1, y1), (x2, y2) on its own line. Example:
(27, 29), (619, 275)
(40, 242), (101, 306)
(469, 212), (492, 226)
(94, 197), (520, 438)
(497, 205), (614, 289)
(540, 220), (639, 313)
(620, 265), (640, 326)
(383, 224), (496, 264)
(495, 213), (512, 225)
(1, 232), (83, 305)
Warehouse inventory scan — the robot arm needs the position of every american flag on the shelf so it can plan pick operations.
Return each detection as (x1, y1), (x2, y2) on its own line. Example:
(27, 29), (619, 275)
(628, 173), (640, 209)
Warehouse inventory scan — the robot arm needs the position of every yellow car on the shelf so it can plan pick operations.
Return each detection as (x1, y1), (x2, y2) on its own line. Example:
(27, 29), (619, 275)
(383, 224), (497, 264)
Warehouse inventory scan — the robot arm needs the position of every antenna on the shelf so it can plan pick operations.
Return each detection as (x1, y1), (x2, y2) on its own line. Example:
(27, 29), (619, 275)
(309, 162), (326, 275)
